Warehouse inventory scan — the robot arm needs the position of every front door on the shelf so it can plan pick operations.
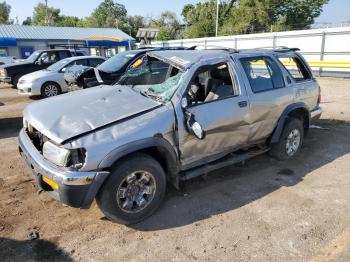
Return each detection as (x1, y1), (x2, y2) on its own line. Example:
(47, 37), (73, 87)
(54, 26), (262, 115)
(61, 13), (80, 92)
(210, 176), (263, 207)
(177, 62), (250, 169)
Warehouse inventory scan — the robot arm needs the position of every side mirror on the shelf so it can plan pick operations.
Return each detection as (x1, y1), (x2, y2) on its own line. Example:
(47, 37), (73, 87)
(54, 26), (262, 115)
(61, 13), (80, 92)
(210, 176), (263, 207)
(185, 111), (205, 140)
(35, 60), (42, 65)
(61, 67), (66, 73)
(181, 97), (188, 108)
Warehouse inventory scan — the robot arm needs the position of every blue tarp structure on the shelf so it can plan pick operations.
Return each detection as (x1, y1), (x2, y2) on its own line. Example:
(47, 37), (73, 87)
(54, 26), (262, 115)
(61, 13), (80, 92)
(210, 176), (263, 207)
(0, 37), (16, 47)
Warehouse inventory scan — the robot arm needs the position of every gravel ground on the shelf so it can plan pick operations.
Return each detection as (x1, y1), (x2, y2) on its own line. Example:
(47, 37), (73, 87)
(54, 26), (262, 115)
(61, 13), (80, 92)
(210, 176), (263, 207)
(0, 78), (350, 262)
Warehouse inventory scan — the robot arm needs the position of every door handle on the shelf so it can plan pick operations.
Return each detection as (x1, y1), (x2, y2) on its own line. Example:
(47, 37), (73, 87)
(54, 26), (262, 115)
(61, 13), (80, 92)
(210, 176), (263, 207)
(238, 101), (248, 108)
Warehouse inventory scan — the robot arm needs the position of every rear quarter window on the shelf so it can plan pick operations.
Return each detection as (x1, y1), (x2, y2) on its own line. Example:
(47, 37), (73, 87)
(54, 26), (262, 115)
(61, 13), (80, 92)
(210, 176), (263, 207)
(277, 56), (312, 82)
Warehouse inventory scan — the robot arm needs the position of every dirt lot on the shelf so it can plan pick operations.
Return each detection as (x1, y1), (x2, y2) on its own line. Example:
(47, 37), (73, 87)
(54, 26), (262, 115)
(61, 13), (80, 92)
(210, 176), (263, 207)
(0, 78), (350, 261)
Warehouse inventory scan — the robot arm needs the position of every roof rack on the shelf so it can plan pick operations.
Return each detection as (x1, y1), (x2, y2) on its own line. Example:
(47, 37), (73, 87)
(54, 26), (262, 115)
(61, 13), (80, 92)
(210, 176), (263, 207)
(193, 45), (239, 53)
(250, 46), (300, 52)
(273, 46), (300, 52)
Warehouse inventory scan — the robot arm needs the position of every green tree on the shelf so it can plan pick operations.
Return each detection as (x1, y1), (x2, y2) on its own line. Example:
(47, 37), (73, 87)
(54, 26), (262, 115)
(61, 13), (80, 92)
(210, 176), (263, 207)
(270, 0), (329, 31)
(152, 11), (180, 41)
(74, 16), (98, 28)
(22, 16), (32, 25)
(0, 1), (12, 24)
(90, 0), (127, 28)
(58, 16), (80, 27)
(32, 3), (61, 26)
(126, 15), (147, 38)
(182, 0), (329, 38)
(182, 0), (237, 38)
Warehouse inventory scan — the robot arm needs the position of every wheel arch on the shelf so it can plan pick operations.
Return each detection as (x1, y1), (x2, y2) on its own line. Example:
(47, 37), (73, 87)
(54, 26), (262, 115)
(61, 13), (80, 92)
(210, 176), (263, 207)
(98, 137), (180, 185)
(270, 102), (310, 144)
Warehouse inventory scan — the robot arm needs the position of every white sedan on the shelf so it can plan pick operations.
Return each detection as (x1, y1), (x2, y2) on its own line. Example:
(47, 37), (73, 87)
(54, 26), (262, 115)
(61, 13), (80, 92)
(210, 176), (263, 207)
(17, 56), (106, 98)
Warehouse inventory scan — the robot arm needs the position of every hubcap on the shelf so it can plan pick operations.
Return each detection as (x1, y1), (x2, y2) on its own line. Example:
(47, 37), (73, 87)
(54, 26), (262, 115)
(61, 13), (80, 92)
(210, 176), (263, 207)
(44, 84), (58, 97)
(286, 129), (301, 156)
(116, 171), (156, 213)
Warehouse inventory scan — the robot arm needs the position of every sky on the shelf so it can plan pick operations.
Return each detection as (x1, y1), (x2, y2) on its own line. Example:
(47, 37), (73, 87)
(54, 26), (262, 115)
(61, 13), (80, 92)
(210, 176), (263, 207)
(5, 0), (350, 25)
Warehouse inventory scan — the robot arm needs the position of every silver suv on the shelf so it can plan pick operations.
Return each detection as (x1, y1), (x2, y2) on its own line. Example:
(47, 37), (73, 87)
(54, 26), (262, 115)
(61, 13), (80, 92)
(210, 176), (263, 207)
(19, 48), (322, 224)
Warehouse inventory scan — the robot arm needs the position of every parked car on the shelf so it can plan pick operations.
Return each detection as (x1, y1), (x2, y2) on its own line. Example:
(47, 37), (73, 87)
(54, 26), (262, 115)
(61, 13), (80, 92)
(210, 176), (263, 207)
(0, 49), (87, 87)
(0, 56), (17, 65)
(19, 48), (322, 224)
(64, 47), (194, 91)
(17, 56), (106, 98)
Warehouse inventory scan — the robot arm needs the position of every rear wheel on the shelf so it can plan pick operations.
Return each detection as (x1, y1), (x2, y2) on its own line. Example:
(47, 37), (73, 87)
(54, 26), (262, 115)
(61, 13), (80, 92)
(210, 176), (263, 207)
(41, 82), (61, 98)
(269, 118), (304, 161)
(96, 154), (166, 225)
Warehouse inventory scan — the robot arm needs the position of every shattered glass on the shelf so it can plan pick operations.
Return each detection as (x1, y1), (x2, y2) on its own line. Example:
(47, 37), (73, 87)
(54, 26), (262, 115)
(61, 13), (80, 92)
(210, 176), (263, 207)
(119, 56), (185, 102)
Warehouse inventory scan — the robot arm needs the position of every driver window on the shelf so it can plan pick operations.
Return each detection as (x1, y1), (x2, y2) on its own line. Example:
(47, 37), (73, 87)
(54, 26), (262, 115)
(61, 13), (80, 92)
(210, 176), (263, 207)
(39, 51), (58, 64)
(38, 52), (47, 63)
(187, 63), (235, 105)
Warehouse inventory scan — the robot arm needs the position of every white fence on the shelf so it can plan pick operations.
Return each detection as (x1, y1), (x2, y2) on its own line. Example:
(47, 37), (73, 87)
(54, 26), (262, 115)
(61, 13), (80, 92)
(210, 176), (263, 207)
(150, 27), (350, 77)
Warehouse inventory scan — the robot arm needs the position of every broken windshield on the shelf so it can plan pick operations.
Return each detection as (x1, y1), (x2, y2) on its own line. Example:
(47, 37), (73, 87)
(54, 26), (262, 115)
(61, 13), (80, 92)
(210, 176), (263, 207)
(117, 56), (184, 102)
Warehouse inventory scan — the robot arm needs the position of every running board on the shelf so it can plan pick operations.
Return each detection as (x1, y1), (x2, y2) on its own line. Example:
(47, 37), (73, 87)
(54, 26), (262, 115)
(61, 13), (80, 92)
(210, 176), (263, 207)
(180, 147), (270, 181)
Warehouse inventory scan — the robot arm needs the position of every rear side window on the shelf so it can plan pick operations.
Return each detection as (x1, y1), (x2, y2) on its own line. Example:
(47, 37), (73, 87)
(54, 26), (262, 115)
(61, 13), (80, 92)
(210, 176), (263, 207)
(241, 57), (285, 93)
(89, 58), (105, 67)
(278, 56), (311, 82)
(58, 51), (70, 60)
(74, 59), (88, 66)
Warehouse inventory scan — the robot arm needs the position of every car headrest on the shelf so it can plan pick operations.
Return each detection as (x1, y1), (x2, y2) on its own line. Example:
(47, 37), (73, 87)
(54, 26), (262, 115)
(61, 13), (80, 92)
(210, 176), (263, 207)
(210, 67), (232, 84)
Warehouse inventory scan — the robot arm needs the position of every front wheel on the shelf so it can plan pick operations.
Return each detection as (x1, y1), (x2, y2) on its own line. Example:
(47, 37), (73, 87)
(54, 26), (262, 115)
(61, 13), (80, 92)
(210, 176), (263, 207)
(41, 82), (61, 98)
(96, 154), (166, 225)
(269, 118), (304, 161)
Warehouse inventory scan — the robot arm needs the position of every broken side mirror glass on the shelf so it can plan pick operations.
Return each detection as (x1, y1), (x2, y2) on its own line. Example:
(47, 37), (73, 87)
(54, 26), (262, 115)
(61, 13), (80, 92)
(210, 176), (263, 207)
(131, 58), (143, 69)
(185, 111), (205, 140)
(181, 97), (188, 108)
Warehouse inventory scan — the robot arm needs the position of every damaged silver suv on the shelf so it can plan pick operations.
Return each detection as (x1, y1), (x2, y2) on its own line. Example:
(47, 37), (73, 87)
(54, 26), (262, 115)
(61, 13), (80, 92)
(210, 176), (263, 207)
(19, 47), (322, 224)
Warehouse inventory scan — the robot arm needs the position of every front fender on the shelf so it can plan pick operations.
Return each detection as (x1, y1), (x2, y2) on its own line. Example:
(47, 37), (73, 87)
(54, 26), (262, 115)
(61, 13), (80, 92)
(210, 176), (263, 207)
(98, 137), (179, 173)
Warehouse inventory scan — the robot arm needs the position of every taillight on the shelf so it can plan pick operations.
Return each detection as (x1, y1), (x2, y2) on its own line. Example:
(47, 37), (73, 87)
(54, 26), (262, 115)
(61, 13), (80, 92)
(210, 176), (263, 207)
(317, 86), (321, 104)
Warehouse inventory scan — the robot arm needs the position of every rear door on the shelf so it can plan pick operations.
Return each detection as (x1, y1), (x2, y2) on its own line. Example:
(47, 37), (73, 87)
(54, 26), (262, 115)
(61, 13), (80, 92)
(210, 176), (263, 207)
(237, 55), (293, 143)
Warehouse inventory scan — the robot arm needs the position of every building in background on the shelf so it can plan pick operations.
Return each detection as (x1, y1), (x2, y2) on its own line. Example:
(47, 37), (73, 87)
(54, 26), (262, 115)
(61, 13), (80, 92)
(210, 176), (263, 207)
(0, 25), (134, 59)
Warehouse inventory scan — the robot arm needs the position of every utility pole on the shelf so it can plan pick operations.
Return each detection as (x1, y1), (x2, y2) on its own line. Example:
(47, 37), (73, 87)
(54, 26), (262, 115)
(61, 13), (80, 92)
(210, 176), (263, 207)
(45, 0), (48, 26)
(215, 0), (220, 37)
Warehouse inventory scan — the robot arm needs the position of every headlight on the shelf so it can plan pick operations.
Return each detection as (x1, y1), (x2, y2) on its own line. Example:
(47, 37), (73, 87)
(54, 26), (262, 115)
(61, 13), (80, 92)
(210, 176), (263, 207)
(0, 68), (7, 77)
(23, 118), (28, 129)
(43, 141), (71, 167)
(42, 141), (86, 168)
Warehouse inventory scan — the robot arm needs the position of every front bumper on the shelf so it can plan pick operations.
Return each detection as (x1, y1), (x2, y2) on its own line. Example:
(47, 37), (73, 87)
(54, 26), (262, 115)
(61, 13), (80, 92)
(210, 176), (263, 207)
(310, 106), (322, 123)
(18, 129), (109, 208)
(17, 82), (40, 96)
(0, 76), (11, 83)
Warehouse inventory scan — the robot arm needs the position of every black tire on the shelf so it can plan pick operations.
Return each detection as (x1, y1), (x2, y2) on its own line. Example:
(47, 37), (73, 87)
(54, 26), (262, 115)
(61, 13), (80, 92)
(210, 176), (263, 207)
(269, 118), (304, 161)
(11, 74), (21, 88)
(41, 82), (61, 98)
(96, 154), (166, 225)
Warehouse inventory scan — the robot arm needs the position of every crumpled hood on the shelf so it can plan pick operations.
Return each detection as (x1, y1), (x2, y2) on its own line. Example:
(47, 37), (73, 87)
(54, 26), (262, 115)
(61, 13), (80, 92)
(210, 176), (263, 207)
(23, 85), (161, 144)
